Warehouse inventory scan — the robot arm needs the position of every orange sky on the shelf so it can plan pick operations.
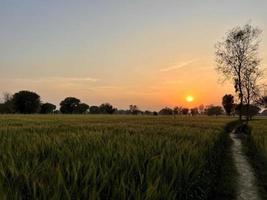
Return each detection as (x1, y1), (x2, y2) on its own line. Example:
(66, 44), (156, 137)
(0, 1), (266, 110)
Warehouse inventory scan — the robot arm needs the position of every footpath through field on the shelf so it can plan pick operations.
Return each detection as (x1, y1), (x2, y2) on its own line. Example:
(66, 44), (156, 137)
(230, 133), (261, 200)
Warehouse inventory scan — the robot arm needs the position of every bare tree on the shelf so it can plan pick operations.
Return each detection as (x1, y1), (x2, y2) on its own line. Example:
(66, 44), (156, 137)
(129, 105), (139, 115)
(215, 24), (262, 121)
(242, 66), (262, 120)
(2, 92), (13, 103)
(1, 92), (14, 113)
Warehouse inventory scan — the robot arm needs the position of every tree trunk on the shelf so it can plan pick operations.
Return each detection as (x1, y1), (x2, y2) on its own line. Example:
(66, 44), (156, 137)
(238, 73), (243, 121)
(245, 80), (251, 123)
(239, 101), (243, 121)
(246, 89), (250, 123)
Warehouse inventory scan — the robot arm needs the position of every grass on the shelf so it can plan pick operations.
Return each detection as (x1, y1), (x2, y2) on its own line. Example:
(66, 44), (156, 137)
(212, 121), (238, 200)
(243, 118), (267, 199)
(0, 115), (236, 199)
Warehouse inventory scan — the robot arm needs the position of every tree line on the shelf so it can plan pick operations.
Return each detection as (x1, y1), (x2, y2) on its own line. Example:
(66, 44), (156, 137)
(158, 94), (266, 118)
(0, 91), (116, 114)
(0, 90), (266, 117)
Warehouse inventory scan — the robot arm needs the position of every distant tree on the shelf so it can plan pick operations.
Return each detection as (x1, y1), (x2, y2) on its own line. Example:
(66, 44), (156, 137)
(0, 104), (7, 113)
(181, 108), (189, 115)
(144, 110), (153, 115)
(190, 107), (199, 115)
(74, 103), (89, 114)
(99, 103), (116, 114)
(216, 24), (262, 121)
(153, 111), (158, 116)
(0, 92), (14, 113)
(89, 106), (100, 114)
(205, 105), (224, 116)
(53, 110), (61, 114)
(198, 104), (205, 115)
(115, 109), (131, 115)
(138, 110), (143, 115)
(257, 96), (267, 108)
(12, 90), (41, 113)
(60, 97), (80, 114)
(222, 94), (235, 116)
(173, 106), (183, 115)
(235, 104), (260, 120)
(159, 107), (173, 115)
(2, 92), (12, 102)
(129, 105), (139, 115)
(40, 103), (56, 114)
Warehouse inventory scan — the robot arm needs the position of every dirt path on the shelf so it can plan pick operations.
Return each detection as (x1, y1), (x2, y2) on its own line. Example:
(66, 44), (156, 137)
(230, 133), (261, 200)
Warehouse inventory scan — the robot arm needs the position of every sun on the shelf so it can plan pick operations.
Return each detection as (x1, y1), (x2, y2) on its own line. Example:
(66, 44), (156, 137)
(186, 95), (194, 103)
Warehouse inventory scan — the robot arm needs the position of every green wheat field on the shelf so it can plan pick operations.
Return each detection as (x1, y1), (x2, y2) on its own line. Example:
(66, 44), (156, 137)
(0, 115), (266, 200)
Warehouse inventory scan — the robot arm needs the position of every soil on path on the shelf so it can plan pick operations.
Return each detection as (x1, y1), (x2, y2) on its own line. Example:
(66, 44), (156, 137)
(230, 133), (261, 200)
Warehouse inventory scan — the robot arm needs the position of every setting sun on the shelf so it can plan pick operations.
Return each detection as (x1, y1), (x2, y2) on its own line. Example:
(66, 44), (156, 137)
(186, 95), (194, 102)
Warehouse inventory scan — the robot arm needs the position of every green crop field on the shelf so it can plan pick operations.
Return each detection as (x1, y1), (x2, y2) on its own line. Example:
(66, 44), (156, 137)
(0, 115), (233, 200)
(244, 118), (267, 198)
(249, 118), (267, 158)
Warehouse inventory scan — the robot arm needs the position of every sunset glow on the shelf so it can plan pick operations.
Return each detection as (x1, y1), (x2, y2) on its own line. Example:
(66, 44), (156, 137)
(186, 95), (194, 103)
(0, 1), (266, 110)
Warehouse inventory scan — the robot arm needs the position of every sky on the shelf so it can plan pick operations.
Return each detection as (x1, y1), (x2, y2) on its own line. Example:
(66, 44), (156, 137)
(0, 0), (267, 110)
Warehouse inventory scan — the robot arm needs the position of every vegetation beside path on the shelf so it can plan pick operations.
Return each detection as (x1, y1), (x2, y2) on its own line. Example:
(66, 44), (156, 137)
(243, 118), (267, 199)
(210, 122), (238, 200)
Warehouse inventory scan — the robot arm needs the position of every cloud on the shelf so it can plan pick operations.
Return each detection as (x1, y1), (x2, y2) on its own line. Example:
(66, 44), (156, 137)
(95, 86), (124, 90)
(0, 77), (131, 95)
(1, 76), (99, 83)
(0, 76), (100, 93)
(160, 59), (197, 72)
(54, 77), (99, 82)
(124, 91), (156, 96)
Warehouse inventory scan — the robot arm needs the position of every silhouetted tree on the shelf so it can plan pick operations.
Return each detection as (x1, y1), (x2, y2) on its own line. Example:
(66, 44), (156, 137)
(216, 24), (262, 121)
(99, 103), (116, 114)
(205, 105), (223, 116)
(0, 104), (7, 113)
(54, 110), (61, 114)
(0, 92), (14, 113)
(89, 106), (100, 114)
(129, 105), (139, 115)
(12, 91), (41, 114)
(60, 97), (80, 114)
(181, 108), (189, 115)
(190, 107), (199, 115)
(115, 109), (131, 115)
(222, 94), (235, 116)
(173, 106), (183, 115)
(243, 65), (262, 121)
(40, 103), (56, 114)
(74, 103), (89, 114)
(159, 107), (173, 115)
(144, 110), (153, 115)
(258, 96), (267, 108)
(235, 104), (260, 120)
